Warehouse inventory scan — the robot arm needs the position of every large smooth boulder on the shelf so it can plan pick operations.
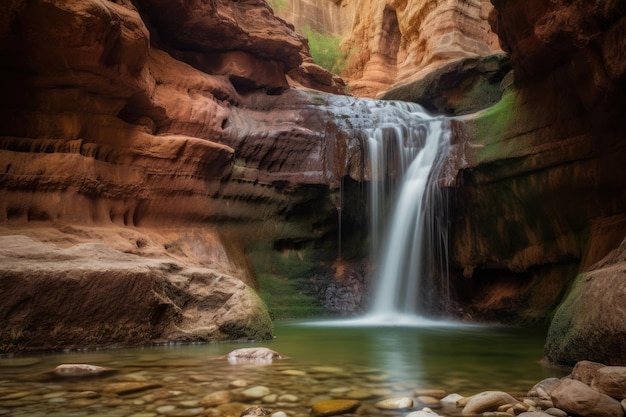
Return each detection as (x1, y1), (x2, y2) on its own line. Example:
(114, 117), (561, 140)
(544, 239), (626, 366)
(550, 378), (624, 417)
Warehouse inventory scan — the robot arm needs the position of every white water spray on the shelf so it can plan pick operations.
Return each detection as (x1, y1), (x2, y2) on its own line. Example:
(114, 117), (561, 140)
(365, 102), (450, 324)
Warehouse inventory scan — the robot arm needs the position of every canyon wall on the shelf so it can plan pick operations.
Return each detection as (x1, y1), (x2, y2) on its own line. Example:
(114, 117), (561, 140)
(0, 0), (359, 352)
(273, 0), (501, 97)
(436, 0), (626, 364)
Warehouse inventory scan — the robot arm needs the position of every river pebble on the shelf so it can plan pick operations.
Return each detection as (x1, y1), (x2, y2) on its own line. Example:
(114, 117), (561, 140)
(1, 348), (606, 417)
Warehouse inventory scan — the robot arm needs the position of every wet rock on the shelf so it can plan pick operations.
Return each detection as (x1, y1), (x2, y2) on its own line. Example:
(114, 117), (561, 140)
(570, 360), (605, 385)
(413, 389), (447, 399)
(345, 389), (374, 400)
(223, 348), (283, 364)
(550, 377), (624, 417)
(406, 408), (443, 417)
(517, 413), (553, 417)
(229, 380), (248, 388)
(544, 408), (568, 417)
(416, 395), (441, 408)
(374, 397), (413, 410)
(310, 399), (360, 417)
(590, 366), (626, 400)
(277, 394), (298, 403)
(201, 390), (232, 407)
(240, 406), (271, 417)
(527, 378), (561, 400)
(240, 386), (271, 401)
(440, 393), (463, 405)
(462, 391), (520, 416)
(53, 364), (112, 378)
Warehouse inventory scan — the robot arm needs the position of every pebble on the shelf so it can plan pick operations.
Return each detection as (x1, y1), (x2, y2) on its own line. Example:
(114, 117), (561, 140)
(241, 386), (271, 400)
(406, 408), (443, 417)
(374, 396), (413, 409)
(310, 399), (360, 417)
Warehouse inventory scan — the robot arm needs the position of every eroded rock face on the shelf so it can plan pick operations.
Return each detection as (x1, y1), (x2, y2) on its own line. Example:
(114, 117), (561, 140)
(341, 0), (501, 97)
(427, 0), (626, 342)
(0, 229), (273, 352)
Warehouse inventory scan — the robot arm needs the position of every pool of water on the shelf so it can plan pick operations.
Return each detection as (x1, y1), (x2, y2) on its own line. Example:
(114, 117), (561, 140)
(0, 321), (566, 417)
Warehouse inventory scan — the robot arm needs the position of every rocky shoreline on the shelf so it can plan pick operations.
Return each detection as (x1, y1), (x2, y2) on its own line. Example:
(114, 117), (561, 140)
(1, 347), (624, 417)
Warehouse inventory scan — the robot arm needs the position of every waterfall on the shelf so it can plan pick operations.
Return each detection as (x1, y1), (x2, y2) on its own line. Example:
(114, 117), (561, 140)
(365, 102), (450, 323)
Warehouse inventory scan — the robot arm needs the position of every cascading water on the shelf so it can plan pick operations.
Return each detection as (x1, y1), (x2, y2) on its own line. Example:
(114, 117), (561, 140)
(305, 98), (453, 327)
(365, 103), (450, 323)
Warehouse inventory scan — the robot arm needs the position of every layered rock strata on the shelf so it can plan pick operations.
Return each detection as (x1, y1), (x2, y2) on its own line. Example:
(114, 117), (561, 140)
(341, 0), (502, 97)
(425, 0), (626, 350)
(0, 0), (355, 352)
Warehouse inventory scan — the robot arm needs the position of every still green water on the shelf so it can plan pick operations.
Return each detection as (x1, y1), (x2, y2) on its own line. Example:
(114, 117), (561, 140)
(0, 321), (566, 417)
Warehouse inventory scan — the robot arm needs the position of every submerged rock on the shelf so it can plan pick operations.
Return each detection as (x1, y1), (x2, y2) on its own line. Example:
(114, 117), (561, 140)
(53, 363), (112, 378)
(222, 348), (284, 364)
(310, 399), (360, 417)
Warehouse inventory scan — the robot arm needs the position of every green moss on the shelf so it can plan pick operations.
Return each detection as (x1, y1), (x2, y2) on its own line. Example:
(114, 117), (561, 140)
(473, 88), (518, 163)
(303, 25), (347, 75)
(250, 246), (325, 320)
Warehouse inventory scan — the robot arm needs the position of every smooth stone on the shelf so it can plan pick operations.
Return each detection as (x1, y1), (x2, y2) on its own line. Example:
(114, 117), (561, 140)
(278, 394), (298, 402)
(179, 400), (200, 407)
(517, 413), (555, 417)
(544, 408), (568, 417)
(310, 366), (343, 374)
(311, 399), (360, 417)
(527, 378), (561, 400)
(224, 348), (283, 364)
(416, 395), (441, 407)
(570, 360), (606, 385)
(241, 386), (271, 400)
(156, 406), (176, 413)
(406, 407), (442, 417)
(622, 399), (626, 413)
(281, 370), (306, 376)
(481, 413), (511, 417)
(440, 393), (463, 404)
(53, 364), (110, 378)
(374, 397), (413, 410)
(413, 389), (447, 399)
(346, 389), (373, 400)
(271, 412), (287, 417)
(262, 394), (277, 403)
(201, 391), (231, 406)
(103, 382), (162, 395)
(128, 413), (157, 417)
(66, 391), (99, 399)
(211, 402), (249, 417)
(551, 377), (624, 417)
(462, 391), (520, 416)
(591, 366), (626, 399)
(229, 380), (248, 388)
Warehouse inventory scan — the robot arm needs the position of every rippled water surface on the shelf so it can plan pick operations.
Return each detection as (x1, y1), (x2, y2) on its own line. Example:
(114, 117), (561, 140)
(0, 321), (566, 417)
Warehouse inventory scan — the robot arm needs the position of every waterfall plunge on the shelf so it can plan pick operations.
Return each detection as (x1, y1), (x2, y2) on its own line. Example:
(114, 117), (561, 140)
(364, 102), (451, 325)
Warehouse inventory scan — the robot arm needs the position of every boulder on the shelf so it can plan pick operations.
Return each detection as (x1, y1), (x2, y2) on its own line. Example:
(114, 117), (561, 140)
(550, 377), (624, 417)
(544, 240), (626, 366)
(570, 361), (606, 385)
(591, 366), (626, 400)
(527, 378), (561, 400)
